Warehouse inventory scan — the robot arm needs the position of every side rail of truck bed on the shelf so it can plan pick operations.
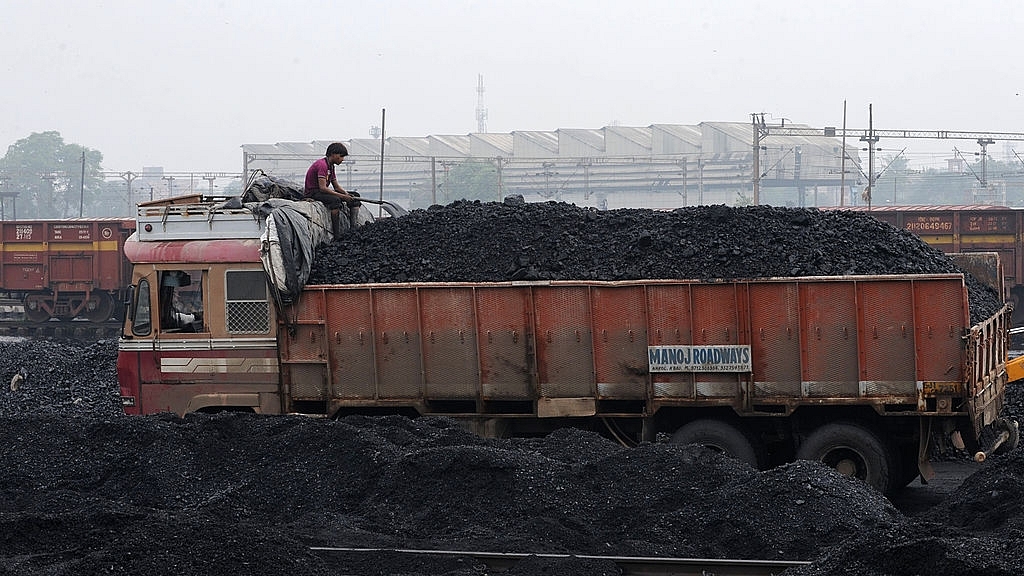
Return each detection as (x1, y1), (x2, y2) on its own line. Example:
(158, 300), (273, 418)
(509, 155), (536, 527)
(280, 274), (995, 421)
(966, 303), (1012, 437)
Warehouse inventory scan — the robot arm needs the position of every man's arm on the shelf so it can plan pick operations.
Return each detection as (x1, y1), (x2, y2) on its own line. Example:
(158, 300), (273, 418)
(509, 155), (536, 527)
(318, 175), (355, 200)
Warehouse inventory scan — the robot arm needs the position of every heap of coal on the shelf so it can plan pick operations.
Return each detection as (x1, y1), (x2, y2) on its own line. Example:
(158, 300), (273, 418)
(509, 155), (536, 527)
(2, 337), (1024, 575)
(311, 200), (1002, 323)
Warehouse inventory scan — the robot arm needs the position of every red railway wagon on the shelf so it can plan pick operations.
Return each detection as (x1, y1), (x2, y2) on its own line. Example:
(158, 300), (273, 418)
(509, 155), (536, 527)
(0, 218), (136, 322)
(846, 205), (1024, 319)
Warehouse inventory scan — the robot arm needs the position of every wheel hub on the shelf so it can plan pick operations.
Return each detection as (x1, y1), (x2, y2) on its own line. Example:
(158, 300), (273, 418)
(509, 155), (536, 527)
(835, 458), (858, 477)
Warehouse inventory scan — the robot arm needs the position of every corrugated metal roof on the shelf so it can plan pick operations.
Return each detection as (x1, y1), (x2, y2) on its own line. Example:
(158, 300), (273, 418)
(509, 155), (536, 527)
(387, 137), (431, 157)
(512, 131), (559, 156)
(651, 124), (701, 154)
(241, 144), (280, 154)
(651, 124), (701, 142)
(241, 122), (850, 165)
(557, 129), (606, 154)
(346, 138), (383, 156)
(469, 133), (514, 156)
(428, 135), (471, 157)
(276, 142), (319, 157)
(604, 126), (651, 155)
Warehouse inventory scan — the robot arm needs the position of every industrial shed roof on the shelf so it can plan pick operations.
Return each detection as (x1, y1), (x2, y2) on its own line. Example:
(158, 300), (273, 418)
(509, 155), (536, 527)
(428, 135), (471, 157)
(242, 122), (849, 168)
(469, 133), (514, 157)
(605, 126), (653, 156)
(512, 131), (560, 157)
(557, 128), (606, 156)
(387, 137), (431, 157)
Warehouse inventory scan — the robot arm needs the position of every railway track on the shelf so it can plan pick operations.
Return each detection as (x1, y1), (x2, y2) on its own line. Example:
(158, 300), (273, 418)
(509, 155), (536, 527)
(311, 547), (810, 576)
(0, 320), (123, 340)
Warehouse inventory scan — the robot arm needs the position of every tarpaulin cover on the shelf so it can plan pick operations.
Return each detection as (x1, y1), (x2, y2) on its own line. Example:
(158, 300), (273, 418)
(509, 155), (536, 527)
(245, 198), (332, 303)
(241, 174), (305, 202)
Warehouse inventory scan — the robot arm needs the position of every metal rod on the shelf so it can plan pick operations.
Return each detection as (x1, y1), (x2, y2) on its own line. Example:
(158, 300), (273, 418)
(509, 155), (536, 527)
(378, 108), (386, 218)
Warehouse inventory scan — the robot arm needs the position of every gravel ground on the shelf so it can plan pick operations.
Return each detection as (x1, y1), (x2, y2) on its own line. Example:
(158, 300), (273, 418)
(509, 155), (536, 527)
(0, 201), (1020, 575)
(0, 344), (1021, 576)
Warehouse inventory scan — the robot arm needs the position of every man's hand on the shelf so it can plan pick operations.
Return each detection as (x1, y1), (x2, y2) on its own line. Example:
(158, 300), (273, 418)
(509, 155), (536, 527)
(334, 191), (361, 206)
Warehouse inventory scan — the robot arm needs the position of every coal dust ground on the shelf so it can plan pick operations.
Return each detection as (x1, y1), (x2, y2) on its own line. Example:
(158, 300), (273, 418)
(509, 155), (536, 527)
(1, 201), (1021, 575)
(1, 339), (1023, 576)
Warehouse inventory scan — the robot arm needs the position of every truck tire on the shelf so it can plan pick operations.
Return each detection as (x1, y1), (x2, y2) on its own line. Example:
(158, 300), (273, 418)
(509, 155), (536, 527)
(671, 419), (761, 469)
(796, 422), (893, 493)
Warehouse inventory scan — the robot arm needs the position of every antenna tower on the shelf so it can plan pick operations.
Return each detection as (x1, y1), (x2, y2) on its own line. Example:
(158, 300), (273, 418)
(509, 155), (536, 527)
(475, 74), (488, 133)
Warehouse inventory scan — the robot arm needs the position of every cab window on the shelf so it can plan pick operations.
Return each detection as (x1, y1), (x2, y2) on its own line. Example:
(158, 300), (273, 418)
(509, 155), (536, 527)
(158, 270), (206, 333)
(226, 270), (270, 334)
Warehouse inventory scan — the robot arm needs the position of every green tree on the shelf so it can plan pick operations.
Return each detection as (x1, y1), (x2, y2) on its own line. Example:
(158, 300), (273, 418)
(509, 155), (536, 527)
(441, 159), (501, 203)
(0, 131), (105, 218)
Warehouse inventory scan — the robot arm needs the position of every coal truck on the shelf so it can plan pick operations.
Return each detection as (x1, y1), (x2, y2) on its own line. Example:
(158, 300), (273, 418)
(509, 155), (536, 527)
(117, 195), (1019, 494)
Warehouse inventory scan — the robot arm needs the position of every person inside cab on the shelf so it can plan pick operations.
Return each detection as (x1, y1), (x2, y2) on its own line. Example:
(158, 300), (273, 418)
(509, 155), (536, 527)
(158, 270), (203, 333)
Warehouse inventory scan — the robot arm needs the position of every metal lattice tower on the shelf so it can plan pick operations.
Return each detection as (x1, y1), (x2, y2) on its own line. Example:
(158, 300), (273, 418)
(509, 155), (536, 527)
(476, 74), (488, 133)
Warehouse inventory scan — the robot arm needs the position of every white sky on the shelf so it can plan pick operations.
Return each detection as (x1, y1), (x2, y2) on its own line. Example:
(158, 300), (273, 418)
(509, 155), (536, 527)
(2, 0), (1022, 172)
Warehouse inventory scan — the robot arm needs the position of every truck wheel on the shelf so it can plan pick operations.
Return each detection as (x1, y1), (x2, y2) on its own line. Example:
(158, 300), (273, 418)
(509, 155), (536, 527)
(671, 419), (761, 469)
(796, 422), (893, 493)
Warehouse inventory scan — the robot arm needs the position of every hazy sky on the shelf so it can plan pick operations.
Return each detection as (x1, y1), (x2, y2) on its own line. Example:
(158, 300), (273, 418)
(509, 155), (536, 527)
(3, 0), (1022, 172)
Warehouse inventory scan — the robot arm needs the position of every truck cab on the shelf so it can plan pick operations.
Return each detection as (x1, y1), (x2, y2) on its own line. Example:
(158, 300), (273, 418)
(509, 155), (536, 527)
(118, 196), (286, 415)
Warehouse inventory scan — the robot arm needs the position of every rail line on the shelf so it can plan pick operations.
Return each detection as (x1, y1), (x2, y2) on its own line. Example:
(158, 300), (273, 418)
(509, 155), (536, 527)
(0, 320), (122, 340)
(310, 547), (811, 576)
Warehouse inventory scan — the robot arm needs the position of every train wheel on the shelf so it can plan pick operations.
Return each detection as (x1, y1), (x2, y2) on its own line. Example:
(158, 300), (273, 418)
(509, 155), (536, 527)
(82, 292), (115, 322)
(796, 422), (893, 493)
(671, 419), (761, 469)
(24, 302), (51, 322)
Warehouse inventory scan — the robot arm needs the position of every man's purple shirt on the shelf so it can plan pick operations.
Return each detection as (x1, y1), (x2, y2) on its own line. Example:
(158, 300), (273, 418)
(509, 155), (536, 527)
(304, 157), (335, 195)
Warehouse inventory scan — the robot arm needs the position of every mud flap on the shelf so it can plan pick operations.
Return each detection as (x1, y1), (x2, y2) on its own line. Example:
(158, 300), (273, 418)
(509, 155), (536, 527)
(918, 418), (936, 483)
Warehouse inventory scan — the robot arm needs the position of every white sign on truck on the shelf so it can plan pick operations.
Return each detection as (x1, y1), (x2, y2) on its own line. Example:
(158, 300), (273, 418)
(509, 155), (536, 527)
(648, 345), (752, 373)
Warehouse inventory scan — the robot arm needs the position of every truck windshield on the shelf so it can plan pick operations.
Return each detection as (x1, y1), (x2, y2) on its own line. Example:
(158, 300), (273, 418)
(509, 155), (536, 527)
(131, 279), (151, 336)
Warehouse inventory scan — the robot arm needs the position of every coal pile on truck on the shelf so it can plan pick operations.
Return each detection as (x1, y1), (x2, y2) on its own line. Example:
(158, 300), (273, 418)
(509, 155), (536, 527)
(310, 200), (1001, 323)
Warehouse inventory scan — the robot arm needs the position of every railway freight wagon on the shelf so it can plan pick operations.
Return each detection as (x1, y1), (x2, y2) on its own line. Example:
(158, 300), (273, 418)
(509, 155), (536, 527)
(849, 206), (1024, 318)
(0, 218), (136, 323)
(116, 198), (1018, 494)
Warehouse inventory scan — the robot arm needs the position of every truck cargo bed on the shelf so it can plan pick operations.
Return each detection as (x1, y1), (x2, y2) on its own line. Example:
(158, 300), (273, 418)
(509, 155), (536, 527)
(281, 274), (1009, 436)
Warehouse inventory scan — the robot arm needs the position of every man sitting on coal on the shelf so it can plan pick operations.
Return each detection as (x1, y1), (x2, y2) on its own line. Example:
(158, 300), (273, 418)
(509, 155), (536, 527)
(304, 142), (361, 236)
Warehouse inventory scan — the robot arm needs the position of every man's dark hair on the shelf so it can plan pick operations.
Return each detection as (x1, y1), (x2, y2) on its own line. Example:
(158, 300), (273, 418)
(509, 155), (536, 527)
(326, 142), (348, 156)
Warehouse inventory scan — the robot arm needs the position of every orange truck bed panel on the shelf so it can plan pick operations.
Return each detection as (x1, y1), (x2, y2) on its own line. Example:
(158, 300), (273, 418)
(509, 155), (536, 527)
(279, 274), (1006, 428)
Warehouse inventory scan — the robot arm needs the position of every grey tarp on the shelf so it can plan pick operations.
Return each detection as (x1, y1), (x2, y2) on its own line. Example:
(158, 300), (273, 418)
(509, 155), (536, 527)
(245, 199), (332, 304)
(241, 174), (305, 202)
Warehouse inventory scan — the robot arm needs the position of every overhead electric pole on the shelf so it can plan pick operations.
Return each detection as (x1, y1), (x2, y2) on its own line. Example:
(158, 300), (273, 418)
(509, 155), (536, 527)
(860, 104), (879, 209)
(840, 100), (847, 206)
(476, 74), (488, 134)
(977, 137), (995, 187)
(751, 113), (787, 205)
